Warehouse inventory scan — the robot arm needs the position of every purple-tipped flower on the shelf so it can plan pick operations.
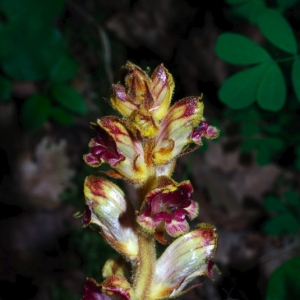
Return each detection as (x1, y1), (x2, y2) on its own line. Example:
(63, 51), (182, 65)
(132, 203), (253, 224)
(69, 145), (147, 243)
(149, 224), (218, 299)
(137, 176), (199, 242)
(84, 123), (125, 167)
(83, 176), (139, 260)
(82, 277), (135, 300)
(192, 120), (219, 145)
(84, 117), (148, 185)
(81, 62), (219, 300)
(152, 97), (203, 166)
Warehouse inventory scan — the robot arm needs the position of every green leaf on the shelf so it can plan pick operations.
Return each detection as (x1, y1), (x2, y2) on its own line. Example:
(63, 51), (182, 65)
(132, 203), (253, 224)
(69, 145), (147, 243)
(292, 58), (300, 103)
(0, 76), (12, 102)
(278, 114), (292, 127)
(22, 94), (51, 130)
(256, 145), (272, 165)
(240, 138), (259, 152)
(263, 124), (281, 134)
(49, 54), (79, 82)
(226, 0), (246, 4)
(240, 123), (260, 136)
(232, 107), (261, 123)
(277, 0), (299, 13)
(257, 62), (286, 111)
(0, 22), (70, 80)
(263, 213), (299, 236)
(264, 195), (288, 212)
(265, 137), (285, 151)
(227, 0), (267, 23)
(257, 9), (297, 54)
(0, 0), (65, 23)
(266, 257), (300, 300)
(219, 64), (268, 109)
(51, 84), (87, 114)
(215, 33), (271, 65)
(50, 107), (75, 125)
(295, 157), (300, 171)
(284, 190), (300, 207)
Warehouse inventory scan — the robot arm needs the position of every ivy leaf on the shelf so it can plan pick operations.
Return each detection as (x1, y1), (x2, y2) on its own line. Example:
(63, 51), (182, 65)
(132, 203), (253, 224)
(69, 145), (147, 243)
(215, 33), (271, 65)
(219, 64), (267, 109)
(266, 257), (300, 300)
(51, 84), (87, 114)
(264, 195), (288, 213)
(22, 94), (51, 130)
(257, 62), (286, 111)
(50, 107), (75, 125)
(263, 213), (299, 236)
(292, 58), (300, 103)
(0, 76), (12, 102)
(257, 9), (297, 54)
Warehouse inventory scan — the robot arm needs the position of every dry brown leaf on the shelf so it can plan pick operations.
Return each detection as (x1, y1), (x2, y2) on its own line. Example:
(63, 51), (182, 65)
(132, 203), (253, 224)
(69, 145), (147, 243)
(18, 137), (75, 209)
(204, 140), (281, 202)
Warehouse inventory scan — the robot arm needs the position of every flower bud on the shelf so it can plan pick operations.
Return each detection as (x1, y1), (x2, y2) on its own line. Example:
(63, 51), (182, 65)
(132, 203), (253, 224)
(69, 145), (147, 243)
(110, 84), (138, 118)
(150, 64), (174, 121)
(149, 224), (217, 299)
(124, 61), (152, 106)
(153, 97), (203, 165)
(83, 176), (139, 260)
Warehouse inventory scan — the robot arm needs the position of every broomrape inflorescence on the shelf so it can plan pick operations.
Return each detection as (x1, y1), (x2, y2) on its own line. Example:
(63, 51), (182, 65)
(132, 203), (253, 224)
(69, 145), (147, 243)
(81, 62), (219, 300)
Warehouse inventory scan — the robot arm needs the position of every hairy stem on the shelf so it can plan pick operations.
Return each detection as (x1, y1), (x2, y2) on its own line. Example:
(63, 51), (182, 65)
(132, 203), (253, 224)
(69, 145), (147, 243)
(133, 233), (156, 300)
(133, 138), (157, 299)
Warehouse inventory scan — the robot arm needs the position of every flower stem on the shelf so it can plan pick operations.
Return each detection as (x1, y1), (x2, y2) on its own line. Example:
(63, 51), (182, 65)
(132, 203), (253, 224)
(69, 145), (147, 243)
(133, 233), (156, 300)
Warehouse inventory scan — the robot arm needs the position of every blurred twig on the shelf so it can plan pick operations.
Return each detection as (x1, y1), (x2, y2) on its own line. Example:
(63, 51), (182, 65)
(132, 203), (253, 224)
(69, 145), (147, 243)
(259, 236), (300, 264)
(67, 0), (113, 83)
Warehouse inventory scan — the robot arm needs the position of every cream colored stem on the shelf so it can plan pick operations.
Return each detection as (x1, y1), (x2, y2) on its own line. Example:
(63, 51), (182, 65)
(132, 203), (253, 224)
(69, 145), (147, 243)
(133, 233), (156, 300)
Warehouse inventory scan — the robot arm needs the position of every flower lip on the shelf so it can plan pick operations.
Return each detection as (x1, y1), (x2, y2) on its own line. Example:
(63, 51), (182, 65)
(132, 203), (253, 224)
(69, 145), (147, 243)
(192, 120), (219, 144)
(84, 123), (125, 167)
(82, 277), (133, 300)
(137, 177), (199, 239)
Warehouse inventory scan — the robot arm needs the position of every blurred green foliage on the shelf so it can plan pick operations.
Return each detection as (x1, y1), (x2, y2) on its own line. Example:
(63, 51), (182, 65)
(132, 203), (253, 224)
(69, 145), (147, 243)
(216, 0), (300, 168)
(263, 189), (300, 236)
(215, 6), (298, 111)
(266, 257), (300, 300)
(224, 105), (300, 166)
(0, 0), (87, 129)
(216, 2), (300, 298)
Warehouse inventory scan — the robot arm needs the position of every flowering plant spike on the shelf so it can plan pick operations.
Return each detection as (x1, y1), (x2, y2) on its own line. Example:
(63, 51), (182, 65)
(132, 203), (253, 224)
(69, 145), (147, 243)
(82, 62), (219, 300)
